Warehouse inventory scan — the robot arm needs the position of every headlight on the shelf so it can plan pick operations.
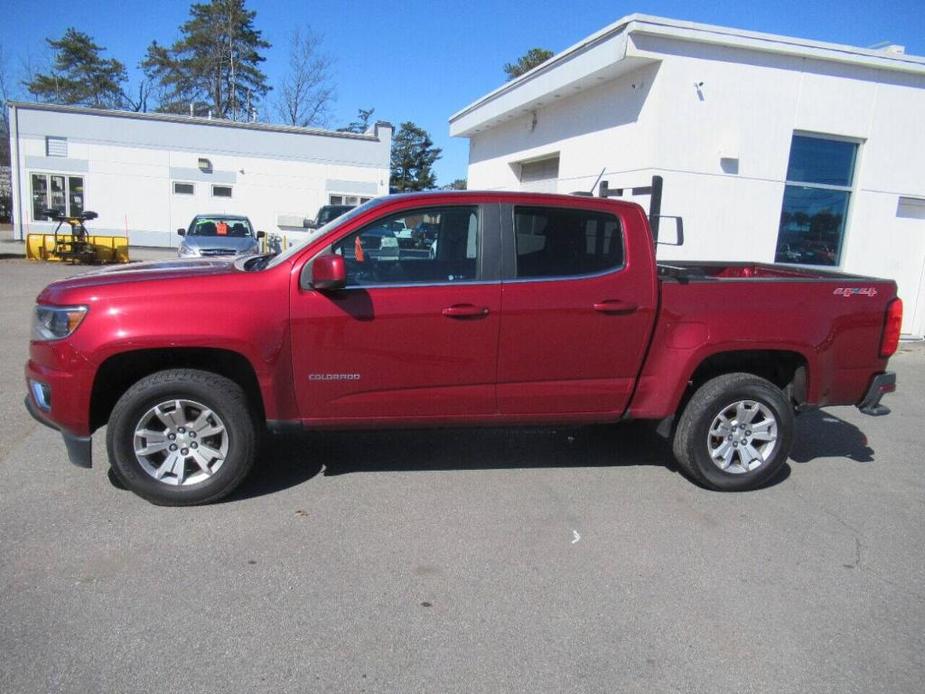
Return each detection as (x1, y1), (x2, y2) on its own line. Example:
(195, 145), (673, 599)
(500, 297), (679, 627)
(178, 243), (200, 257)
(32, 305), (88, 341)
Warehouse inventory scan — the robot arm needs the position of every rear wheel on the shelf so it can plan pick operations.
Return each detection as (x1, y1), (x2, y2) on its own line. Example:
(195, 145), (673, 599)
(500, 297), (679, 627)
(106, 369), (258, 505)
(672, 373), (794, 491)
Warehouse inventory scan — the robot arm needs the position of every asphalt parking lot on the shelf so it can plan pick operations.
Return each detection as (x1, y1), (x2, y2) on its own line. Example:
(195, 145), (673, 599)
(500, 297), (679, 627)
(1, 245), (924, 693)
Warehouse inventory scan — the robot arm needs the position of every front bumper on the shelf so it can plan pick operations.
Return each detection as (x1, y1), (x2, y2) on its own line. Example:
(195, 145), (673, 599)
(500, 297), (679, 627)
(23, 395), (92, 468)
(857, 372), (896, 416)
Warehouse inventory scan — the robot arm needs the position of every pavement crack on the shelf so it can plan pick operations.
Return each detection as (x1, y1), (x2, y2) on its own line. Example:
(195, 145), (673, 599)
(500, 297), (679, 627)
(792, 482), (925, 601)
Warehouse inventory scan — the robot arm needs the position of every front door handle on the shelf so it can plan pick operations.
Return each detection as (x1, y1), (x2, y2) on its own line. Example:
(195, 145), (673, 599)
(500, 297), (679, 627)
(443, 304), (490, 318)
(593, 300), (638, 314)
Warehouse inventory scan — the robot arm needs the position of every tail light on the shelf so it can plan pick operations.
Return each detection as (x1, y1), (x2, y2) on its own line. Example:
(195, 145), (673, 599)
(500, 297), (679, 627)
(880, 298), (903, 358)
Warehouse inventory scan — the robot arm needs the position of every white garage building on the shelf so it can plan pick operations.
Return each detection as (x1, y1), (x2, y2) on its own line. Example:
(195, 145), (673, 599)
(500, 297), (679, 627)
(450, 15), (925, 336)
(7, 102), (392, 247)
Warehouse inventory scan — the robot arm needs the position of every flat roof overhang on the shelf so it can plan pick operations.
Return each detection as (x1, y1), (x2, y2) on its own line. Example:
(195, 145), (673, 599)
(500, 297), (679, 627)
(449, 26), (657, 138)
(450, 13), (925, 139)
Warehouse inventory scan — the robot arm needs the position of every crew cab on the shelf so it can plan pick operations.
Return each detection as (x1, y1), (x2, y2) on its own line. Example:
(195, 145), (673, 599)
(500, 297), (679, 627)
(25, 192), (902, 505)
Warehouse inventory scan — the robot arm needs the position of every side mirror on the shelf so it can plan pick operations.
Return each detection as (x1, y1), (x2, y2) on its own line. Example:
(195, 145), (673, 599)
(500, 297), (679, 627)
(257, 230), (266, 239)
(309, 254), (346, 290)
(654, 216), (684, 247)
(177, 228), (186, 236)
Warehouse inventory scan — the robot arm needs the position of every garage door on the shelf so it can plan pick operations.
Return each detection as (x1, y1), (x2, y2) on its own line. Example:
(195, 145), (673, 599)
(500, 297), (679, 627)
(519, 156), (560, 193)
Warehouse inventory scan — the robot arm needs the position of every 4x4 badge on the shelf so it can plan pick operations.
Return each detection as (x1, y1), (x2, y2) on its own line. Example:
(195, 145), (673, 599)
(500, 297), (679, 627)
(834, 287), (878, 297)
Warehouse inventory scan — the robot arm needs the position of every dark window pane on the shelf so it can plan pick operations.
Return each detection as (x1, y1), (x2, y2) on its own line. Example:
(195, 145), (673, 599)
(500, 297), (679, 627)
(173, 182), (194, 195)
(69, 177), (84, 216)
(775, 185), (849, 266)
(786, 135), (857, 187)
(333, 206), (479, 286)
(49, 175), (66, 216)
(31, 174), (48, 220)
(514, 206), (623, 279)
(212, 185), (232, 198)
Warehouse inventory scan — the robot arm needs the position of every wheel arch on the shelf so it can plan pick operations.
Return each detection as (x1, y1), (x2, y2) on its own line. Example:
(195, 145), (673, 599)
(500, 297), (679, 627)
(679, 348), (810, 416)
(90, 348), (265, 432)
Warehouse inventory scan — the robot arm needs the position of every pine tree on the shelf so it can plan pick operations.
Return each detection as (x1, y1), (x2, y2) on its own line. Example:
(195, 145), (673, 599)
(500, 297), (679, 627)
(390, 122), (442, 192)
(338, 107), (375, 134)
(25, 28), (128, 108)
(143, 0), (270, 120)
(503, 48), (554, 80)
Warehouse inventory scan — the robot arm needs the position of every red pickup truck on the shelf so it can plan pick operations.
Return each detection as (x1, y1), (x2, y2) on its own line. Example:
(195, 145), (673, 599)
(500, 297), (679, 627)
(25, 192), (902, 505)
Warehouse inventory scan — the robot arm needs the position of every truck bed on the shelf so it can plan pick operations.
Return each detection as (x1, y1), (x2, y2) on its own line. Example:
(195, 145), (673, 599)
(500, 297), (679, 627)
(627, 260), (898, 419)
(657, 261), (877, 282)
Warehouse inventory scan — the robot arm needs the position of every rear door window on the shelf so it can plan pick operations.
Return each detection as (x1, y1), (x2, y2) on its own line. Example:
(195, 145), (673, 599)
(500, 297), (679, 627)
(513, 206), (623, 279)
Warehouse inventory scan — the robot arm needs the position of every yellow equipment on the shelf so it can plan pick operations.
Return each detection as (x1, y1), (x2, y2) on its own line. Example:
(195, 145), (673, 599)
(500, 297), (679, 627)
(26, 210), (129, 264)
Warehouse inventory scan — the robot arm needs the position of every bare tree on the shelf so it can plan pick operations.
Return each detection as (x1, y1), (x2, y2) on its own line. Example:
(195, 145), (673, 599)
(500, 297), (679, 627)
(0, 43), (13, 221)
(121, 79), (152, 112)
(0, 44), (13, 166)
(275, 27), (335, 127)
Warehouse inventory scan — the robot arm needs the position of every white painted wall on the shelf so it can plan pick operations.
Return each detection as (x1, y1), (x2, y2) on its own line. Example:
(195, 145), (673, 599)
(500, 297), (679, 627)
(10, 105), (392, 248)
(463, 37), (925, 335)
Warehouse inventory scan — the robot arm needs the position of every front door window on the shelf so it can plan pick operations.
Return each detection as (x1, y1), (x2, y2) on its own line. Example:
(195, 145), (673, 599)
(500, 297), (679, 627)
(332, 206), (479, 285)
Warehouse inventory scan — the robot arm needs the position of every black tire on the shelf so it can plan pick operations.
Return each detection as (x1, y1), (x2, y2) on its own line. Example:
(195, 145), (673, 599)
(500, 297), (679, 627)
(106, 369), (258, 506)
(672, 373), (794, 491)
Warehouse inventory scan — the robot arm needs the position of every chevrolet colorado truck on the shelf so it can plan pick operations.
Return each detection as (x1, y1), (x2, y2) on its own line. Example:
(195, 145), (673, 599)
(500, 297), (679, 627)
(25, 192), (902, 505)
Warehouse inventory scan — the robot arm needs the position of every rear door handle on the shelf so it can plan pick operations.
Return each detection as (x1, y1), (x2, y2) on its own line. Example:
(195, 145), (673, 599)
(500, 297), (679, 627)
(443, 304), (490, 318)
(593, 300), (638, 314)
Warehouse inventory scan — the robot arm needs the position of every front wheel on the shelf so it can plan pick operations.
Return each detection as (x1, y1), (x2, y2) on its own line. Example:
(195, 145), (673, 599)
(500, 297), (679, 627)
(672, 373), (794, 491)
(106, 369), (258, 505)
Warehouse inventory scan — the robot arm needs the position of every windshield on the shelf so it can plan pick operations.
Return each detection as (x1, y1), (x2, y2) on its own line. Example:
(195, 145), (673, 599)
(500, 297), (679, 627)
(263, 198), (385, 269)
(189, 217), (254, 237)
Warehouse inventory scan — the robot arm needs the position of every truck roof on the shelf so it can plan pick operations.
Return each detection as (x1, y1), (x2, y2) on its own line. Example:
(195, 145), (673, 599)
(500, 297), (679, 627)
(383, 190), (642, 208)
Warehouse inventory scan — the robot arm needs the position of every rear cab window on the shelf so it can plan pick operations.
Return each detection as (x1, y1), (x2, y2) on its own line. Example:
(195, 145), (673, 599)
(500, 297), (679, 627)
(513, 206), (624, 279)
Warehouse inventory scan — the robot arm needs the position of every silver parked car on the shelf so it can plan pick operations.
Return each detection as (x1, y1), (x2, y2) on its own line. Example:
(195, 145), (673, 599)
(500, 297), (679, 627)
(177, 214), (265, 258)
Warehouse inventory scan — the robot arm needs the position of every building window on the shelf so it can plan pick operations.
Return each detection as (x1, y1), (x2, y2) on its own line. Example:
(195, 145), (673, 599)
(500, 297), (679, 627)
(46, 137), (68, 158)
(329, 194), (362, 206)
(518, 156), (560, 193)
(513, 206), (623, 279)
(775, 134), (858, 266)
(897, 197), (925, 220)
(31, 173), (84, 220)
(174, 182), (195, 195)
(68, 176), (84, 216)
(212, 185), (232, 198)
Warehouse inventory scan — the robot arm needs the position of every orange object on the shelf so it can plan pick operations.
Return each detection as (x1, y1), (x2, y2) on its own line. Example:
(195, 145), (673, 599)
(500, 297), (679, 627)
(216, 221), (228, 236)
(354, 235), (365, 262)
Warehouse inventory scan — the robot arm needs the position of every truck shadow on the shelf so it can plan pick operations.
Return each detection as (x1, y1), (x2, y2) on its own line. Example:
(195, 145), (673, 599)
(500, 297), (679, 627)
(789, 409), (874, 463)
(230, 421), (675, 502)
(229, 410), (873, 501)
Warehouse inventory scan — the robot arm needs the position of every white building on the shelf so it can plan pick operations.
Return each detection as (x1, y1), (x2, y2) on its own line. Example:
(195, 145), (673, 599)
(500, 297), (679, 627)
(7, 102), (392, 247)
(450, 15), (925, 336)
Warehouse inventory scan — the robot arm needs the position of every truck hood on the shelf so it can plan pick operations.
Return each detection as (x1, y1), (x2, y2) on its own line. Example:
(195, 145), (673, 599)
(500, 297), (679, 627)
(38, 258), (238, 299)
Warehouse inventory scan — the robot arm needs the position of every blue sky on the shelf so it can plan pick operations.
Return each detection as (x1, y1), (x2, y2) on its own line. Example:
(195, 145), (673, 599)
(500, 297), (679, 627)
(4, 0), (924, 185)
